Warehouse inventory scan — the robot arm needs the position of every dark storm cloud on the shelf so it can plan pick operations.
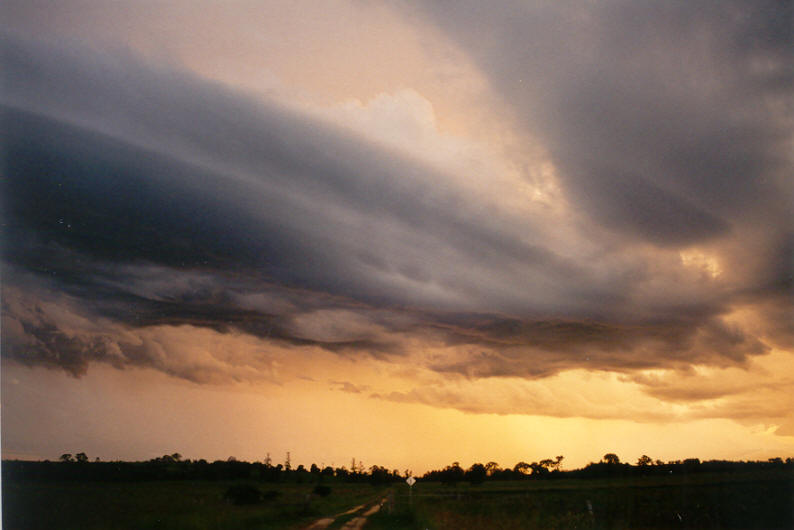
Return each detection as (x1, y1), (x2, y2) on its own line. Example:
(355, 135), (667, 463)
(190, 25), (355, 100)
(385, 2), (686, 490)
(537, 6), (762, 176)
(402, 0), (792, 246)
(1, 15), (790, 389)
(1, 32), (584, 312)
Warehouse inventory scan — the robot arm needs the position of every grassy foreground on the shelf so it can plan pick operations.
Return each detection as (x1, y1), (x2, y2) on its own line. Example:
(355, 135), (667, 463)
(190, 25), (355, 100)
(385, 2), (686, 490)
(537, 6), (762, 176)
(4, 470), (791, 529)
(368, 470), (793, 529)
(2, 479), (385, 530)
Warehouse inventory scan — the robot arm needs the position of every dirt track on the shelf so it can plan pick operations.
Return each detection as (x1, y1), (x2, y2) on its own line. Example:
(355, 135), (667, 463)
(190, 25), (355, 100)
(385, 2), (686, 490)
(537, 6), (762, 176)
(304, 499), (384, 530)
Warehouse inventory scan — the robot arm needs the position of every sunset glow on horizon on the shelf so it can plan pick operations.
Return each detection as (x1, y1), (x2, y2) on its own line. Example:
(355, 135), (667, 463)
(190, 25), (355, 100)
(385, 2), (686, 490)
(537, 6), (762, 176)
(2, 0), (792, 473)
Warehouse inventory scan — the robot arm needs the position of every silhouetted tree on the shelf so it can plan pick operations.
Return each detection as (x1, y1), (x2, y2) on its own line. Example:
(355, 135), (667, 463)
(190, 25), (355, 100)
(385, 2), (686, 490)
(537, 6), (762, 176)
(513, 461), (531, 475)
(369, 465), (390, 485)
(466, 463), (487, 485)
(75, 452), (88, 463)
(529, 461), (549, 476)
(485, 461), (500, 476)
(602, 453), (620, 465)
(637, 455), (653, 466)
(440, 462), (465, 485)
(683, 458), (701, 472)
(60, 454), (73, 463)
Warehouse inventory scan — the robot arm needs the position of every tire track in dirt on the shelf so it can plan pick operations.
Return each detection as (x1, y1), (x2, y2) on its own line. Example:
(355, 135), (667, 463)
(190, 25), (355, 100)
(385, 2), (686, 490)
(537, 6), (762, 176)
(303, 503), (366, 529)
(304, 498), (385, 530)
(340, 500), (383, 530)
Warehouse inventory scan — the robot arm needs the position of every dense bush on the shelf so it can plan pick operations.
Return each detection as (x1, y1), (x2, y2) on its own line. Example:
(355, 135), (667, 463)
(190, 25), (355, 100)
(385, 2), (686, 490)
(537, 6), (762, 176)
(224, 484), (262, 505)
(262, 489), (281, 501)
(313, 485), (332, 497)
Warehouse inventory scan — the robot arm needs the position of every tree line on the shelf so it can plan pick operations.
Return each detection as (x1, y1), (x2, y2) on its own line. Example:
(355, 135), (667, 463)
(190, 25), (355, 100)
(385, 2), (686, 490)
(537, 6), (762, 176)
(3, 452), (792, 485)
(2, 452), (408, 485)
(421, 454), (794, 484)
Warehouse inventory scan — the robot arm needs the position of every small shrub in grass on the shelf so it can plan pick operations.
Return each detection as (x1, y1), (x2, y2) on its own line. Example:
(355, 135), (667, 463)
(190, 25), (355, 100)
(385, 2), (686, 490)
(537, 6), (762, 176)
(313, 485), (332, 497)
(224, 484), (262, 505)
(262, 489), (281, 501)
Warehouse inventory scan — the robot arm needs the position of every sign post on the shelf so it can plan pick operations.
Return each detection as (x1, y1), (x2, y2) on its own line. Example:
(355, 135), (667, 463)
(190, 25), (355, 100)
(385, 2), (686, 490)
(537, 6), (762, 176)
(406, 476), (416, 507)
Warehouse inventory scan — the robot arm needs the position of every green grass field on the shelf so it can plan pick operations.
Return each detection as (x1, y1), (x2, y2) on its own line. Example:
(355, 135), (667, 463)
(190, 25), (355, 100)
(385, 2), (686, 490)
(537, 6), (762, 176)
(2, 480), (386, 530)
(368, 471), (794, 529)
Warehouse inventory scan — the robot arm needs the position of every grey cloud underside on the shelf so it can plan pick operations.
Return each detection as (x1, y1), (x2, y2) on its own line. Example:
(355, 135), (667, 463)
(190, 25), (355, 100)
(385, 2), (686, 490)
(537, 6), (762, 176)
(1, 22), (790, 388)
(0, 256), (770, 383)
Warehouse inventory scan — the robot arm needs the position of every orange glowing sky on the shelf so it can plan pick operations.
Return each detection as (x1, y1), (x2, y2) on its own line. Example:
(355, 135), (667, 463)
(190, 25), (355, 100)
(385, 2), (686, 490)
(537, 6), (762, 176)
(2, 0), (792, 473)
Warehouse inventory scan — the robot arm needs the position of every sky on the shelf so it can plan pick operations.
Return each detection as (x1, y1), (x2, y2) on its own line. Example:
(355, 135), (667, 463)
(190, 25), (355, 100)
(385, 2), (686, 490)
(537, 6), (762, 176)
(1, 0), (792, 473)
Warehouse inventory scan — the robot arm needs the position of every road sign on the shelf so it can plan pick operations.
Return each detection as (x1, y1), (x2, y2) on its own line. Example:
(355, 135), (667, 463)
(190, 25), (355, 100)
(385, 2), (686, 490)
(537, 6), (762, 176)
(406, 476), (416, 486)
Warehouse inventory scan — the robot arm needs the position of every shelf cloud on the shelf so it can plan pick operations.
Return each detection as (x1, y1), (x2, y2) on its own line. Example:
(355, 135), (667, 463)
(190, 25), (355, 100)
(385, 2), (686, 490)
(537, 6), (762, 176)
(1, 0), (791, 434)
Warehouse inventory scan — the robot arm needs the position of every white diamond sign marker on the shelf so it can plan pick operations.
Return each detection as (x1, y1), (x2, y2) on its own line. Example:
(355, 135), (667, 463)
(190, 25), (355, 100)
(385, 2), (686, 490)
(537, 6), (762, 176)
(406, 476), (416, 506)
